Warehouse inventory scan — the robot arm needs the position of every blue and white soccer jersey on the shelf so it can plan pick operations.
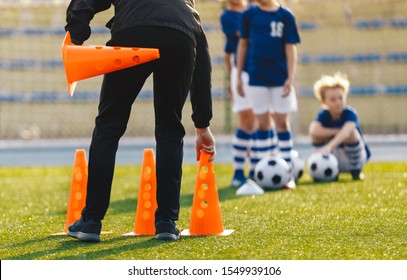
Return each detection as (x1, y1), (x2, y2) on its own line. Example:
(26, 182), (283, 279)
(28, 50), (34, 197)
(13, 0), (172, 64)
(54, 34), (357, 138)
(315, 106), (371, 172)
(220, 9), (252, 113)
(240, 5), (300, 86)
(240, 5), (300, 114)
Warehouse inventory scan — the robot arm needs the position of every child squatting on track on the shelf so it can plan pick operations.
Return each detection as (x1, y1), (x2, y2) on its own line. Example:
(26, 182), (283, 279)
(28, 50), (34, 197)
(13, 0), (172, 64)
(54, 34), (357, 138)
(309, 72), (371, 181)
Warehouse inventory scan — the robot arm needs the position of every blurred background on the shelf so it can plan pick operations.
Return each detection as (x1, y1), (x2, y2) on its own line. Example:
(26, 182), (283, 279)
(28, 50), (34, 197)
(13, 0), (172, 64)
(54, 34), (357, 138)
(0, 0), (406, 143)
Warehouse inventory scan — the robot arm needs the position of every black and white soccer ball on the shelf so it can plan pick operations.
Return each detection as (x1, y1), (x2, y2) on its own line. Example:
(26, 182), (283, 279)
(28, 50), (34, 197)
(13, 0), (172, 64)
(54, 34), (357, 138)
(291, 150), (305, 181)
(307, 152), (339, 182)
(254, 155), (291, 190)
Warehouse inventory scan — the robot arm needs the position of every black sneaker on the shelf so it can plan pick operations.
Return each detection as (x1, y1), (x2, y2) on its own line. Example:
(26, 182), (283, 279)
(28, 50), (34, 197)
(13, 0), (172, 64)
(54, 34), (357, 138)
(155, 219), (180, 241)
(351, 169), (365, 181)
(68, 217), (102, 242)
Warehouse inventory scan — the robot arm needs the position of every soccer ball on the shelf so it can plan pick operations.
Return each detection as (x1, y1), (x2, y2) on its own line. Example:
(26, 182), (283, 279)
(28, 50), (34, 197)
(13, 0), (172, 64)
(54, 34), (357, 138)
(307, 152), (339, 182)
(291, 150), (305, 181)
(254, 155), (291, 190)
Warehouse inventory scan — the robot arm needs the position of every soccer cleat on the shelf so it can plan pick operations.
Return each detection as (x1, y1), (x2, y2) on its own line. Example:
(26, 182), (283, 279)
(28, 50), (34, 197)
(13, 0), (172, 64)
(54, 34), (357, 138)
(68, 217), (102, 242)
(351, 169), (365, 181)
(155, 219), (180, 241)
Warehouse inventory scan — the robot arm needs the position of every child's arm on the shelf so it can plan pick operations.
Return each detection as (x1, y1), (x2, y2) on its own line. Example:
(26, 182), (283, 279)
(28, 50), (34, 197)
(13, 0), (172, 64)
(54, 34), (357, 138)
(236, 38), (249, 97)
(283, 43), (297, 96)
(309, 120), (339, 139)
(319, 121), (357, 153)
(223, 52), (233, 98)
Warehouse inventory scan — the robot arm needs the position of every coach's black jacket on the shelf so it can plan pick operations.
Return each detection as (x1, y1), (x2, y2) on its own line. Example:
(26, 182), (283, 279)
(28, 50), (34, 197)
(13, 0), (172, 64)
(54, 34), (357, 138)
(65, 0), (212, 128)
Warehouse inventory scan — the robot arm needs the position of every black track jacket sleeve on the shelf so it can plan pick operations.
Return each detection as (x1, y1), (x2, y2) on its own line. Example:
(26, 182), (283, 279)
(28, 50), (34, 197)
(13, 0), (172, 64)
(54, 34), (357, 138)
(190, 29), (213, 128)
(65, 0), (111, 44)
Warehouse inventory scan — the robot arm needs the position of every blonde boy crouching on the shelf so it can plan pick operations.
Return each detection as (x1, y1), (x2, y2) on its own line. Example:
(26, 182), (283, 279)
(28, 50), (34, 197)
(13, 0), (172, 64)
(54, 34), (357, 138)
(309, 73), (371, 180)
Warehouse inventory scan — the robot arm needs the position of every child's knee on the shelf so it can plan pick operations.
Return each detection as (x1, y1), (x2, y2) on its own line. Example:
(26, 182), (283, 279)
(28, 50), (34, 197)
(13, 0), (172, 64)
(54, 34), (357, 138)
(344, 129), (362, 144)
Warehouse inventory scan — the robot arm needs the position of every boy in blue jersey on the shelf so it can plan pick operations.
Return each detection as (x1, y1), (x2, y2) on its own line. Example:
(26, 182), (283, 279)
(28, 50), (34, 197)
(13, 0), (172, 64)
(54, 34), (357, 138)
(237, 0), (300, 189)
(220, 0), (257, 188)
(309, 73), (371, 180)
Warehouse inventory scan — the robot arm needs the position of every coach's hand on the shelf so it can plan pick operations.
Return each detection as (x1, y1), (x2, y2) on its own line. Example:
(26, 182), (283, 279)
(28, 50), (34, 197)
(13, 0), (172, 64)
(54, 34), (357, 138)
(195, 127), (216, 162)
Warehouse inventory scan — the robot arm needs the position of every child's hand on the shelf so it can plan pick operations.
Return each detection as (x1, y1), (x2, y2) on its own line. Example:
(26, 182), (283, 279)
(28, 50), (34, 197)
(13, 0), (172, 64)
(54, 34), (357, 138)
(237, 78), (245, 97)
(282, 79), (293, 97)
(318, 145), (332, 154)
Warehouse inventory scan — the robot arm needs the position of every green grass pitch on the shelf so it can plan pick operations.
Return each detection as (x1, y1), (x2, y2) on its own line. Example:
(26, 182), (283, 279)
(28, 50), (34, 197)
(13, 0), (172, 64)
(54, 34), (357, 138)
(0, 162), (405, 260)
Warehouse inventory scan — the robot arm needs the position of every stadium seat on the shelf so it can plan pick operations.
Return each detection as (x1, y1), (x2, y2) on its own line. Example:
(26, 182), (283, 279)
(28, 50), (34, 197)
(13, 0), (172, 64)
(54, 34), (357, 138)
(386, 52), (407, 62)
(41, 60), (63, 68)
(299, 22), (317, 31)
(315, 54), (347, 64)
(354, 19), (385, 29)
(0, 28), (13, 37)
(23, 28), (47, 36)
(389, 18), (407, 28)
(9, 59), (37, 69)
(385, 85), (407, 95)
(349, 86), (379, 95)
(202, 23), (219, 32)
(350, 53), (382, 63)
(299, 54), (312, 64)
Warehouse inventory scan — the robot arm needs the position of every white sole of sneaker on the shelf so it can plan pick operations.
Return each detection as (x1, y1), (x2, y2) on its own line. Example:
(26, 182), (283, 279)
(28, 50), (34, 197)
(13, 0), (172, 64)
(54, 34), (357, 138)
(68, 231), (101, 242)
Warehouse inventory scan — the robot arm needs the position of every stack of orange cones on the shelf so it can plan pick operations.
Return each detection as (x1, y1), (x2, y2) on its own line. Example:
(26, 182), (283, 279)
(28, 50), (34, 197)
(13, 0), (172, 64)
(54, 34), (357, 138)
(124, 149), (158, 236)
(181, 150), (233, 236)
(52, 149), (88, 236)
(61, 31), (160, 96)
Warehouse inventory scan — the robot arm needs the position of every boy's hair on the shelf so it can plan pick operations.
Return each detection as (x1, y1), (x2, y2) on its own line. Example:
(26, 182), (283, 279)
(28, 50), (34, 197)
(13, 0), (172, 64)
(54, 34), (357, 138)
(313, 72), (350, 101)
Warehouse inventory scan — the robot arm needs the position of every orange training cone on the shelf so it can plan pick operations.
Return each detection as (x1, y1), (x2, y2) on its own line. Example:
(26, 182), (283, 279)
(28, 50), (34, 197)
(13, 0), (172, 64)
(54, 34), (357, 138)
(52, 149), (88, 236)
(124, 149), (158, 236)
(61, 31), (160, 96)
(181, 150), (233, 236)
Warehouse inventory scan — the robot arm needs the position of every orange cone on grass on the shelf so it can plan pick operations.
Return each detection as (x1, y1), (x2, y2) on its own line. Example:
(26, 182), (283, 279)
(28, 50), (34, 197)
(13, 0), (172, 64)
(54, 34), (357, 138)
(181, 150), (233, 236)
(61, 31), (160, 96)
(124, 149), (158, 236)
(52, 149), (87, 235)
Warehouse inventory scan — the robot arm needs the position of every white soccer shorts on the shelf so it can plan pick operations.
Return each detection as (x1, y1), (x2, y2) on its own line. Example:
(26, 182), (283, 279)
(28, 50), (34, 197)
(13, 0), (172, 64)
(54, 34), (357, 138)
(248, 85), (298, 115)
(230, 67), (253, 113)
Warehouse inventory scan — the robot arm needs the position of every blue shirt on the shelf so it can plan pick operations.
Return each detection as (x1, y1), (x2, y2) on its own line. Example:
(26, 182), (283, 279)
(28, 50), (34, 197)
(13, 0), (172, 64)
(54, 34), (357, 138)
(316, 106), (371, 159)
(240, 5), (300, 86)
(220, 9), (249, 71)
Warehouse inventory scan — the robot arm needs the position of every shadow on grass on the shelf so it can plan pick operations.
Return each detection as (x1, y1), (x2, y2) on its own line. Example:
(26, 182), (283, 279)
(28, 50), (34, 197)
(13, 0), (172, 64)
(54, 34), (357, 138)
(4, 236), (56, 250)
(3, 236), (67, 260)
(4, 234), (167, 260)
(55, 236), (164, 260)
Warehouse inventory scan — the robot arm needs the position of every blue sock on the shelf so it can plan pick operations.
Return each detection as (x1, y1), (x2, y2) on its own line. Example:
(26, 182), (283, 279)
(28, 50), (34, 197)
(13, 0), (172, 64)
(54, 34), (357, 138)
(277, 130), (293, 166)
